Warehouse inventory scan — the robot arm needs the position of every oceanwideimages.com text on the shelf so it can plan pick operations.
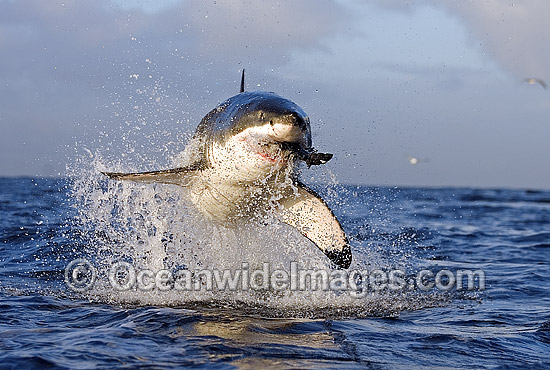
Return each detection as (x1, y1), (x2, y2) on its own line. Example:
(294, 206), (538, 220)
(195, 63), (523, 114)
(65, 259), (486, 297)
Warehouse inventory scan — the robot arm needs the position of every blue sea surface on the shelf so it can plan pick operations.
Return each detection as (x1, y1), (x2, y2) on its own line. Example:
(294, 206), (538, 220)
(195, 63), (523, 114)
(1, 177), (550, 369)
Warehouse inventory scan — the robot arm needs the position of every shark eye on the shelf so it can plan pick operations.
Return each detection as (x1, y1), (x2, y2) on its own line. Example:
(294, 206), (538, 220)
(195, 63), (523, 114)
(269, 120), (274, 126)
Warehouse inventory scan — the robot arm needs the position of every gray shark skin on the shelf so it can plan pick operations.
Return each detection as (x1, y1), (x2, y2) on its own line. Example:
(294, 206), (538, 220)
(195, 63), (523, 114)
(103, 80), (352, 269)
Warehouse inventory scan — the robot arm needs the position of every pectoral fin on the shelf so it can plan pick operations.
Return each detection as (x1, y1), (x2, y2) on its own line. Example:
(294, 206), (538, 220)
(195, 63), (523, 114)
(101, 163), (202, 186)
(277, 182), (352, 269)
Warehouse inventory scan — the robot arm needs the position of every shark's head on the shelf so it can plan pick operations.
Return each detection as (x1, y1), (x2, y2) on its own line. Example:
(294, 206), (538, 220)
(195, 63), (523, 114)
(208, 91), (330, 167)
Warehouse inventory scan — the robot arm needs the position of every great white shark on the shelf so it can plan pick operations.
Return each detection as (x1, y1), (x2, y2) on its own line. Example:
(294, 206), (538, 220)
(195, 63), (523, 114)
(102, 72), (352, 268)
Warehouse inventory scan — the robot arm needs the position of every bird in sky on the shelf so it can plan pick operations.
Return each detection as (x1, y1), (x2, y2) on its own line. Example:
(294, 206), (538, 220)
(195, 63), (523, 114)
(524, 78), (548, 89)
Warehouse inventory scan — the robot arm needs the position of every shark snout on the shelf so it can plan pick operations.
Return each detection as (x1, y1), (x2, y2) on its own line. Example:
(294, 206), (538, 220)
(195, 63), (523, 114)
(268, 122), (304, 143)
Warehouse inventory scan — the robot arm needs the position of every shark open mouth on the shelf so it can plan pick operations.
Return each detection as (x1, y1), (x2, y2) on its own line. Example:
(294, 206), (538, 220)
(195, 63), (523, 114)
(252, 143), (285, 163)
(240, 133), (287, 163)
(256, 150), (279, 162)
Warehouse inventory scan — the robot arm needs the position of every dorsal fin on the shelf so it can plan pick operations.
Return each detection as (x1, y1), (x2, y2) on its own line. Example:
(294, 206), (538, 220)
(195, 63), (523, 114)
(240, 69), (245, 93)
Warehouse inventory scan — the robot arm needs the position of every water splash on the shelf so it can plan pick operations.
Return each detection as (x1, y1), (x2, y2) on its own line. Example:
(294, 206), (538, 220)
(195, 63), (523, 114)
(62, 148), (451, 318)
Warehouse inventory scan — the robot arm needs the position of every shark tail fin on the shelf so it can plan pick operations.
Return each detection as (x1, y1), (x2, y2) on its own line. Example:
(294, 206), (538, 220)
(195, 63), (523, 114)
(277, 181), (352, 269)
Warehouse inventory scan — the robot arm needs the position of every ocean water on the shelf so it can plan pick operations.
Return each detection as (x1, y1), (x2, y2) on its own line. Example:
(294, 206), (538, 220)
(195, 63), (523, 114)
(1, 176), (550, 369)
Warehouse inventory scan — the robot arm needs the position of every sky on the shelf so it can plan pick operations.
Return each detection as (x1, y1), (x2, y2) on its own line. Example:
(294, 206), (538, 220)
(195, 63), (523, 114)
(1, 0), (549, 189)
